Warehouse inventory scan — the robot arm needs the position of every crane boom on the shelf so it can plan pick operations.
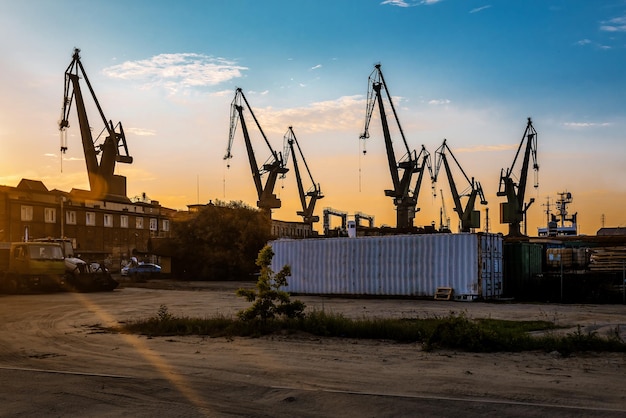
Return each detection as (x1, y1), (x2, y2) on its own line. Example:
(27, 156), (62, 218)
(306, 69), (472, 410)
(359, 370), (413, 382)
(359, 64), (418, 229)
(283, 127), (324, 224)
(432, 139), (487, 232)
(412, 145), (434, 215)
(59, 48), (133, 200)
(497, 118), (539, 236)
(225, 88), (288, 213)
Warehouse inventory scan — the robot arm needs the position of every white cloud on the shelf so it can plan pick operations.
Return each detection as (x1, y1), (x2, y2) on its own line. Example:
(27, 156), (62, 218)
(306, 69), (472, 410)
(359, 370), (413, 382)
(428, 99), (451, 105)
(102, 53), (248, 92)
(600, 15), (626, 32)
(311, 64), (322, 70)
(575, 38), (612, 50)
(453, 144), (518, 153)
(248, 95), (365, 134)
(470, 5), (491, 14)
(125, 127), (156, 136)
(563, 122), (611, 128)
(381, 0), (410, 7)
(381, 0), (441, 7)
(45, 152), (83, 162)
(247, 90), (269, 96)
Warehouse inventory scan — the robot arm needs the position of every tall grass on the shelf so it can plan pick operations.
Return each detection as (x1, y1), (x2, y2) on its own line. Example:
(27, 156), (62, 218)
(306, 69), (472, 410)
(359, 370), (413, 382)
(116, 306), (626, 353)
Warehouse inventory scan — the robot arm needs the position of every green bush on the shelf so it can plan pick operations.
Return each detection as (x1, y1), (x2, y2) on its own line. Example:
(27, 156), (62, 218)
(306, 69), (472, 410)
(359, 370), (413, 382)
(236, 245), (306, 321)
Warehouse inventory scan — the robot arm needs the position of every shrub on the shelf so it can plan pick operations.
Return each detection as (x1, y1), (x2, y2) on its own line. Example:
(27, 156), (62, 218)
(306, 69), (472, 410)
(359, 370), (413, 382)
(236, 245), (306, 321)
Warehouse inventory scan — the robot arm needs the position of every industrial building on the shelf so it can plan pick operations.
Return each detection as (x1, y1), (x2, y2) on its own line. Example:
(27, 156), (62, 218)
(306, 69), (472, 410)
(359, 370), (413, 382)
(0, 179), (174, 272)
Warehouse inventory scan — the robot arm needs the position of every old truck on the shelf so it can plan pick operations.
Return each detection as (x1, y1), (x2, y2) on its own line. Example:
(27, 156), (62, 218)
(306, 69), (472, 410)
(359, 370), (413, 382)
(33, 238), (118, 292)
(0, 242), (67, 293)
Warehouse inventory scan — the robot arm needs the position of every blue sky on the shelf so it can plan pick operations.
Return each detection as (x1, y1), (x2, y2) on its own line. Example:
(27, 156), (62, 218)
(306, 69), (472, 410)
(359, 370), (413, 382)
(1, 0), (625, 235)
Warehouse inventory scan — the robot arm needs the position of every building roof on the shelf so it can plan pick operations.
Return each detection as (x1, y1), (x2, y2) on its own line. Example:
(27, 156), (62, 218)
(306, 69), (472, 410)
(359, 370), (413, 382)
(17, 179), (48, 192)
(597, 227), (626, 236)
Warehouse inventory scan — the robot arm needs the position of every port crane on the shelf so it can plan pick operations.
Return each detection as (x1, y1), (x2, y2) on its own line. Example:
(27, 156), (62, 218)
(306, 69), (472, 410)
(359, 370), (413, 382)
(439, 189), (451, 233)
(225, 88), (288, 214)
(282, 127), (324, 225)
(432, 139), (487, 232)
(59, 48), (133, 200)
(497, 117), (539, 237)
(360, 64), (419, 229)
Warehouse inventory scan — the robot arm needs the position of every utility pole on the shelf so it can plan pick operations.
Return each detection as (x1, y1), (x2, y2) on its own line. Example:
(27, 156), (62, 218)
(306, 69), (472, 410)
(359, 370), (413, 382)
(542, 196), (552, 226)
(601, 214), (605, 228)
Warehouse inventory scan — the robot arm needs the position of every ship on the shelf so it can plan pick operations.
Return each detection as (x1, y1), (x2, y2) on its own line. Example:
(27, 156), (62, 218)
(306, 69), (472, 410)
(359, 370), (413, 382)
(537, 191), (578, 237)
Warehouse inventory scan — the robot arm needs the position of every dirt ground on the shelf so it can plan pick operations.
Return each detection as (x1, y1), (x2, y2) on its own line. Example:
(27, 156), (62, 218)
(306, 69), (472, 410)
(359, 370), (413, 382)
(0, 278), (625, 417)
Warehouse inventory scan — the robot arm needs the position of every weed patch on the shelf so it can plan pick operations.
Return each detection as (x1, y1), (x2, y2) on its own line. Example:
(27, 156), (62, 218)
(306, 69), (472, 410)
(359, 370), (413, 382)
(117, 308), (626, 354)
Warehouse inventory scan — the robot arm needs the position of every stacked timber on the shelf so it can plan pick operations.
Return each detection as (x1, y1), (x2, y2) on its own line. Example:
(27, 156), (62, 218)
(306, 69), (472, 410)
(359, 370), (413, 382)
(546, 248), (589, 270)
(589, 246), (626, 272)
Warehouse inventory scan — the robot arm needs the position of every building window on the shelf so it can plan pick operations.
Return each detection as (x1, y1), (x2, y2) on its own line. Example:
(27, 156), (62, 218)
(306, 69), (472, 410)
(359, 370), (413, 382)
(104, 214), (113, 228)
(86, 212), (96, 226)
(66, 211), (77, 225)
(162, 219), (170, 232)
(149, 218), (158, 231)
(45, 208), (56, 223)
(21, 205), (33, 221)
(136, 217), (144, 229)
(120, 215), (129, 228)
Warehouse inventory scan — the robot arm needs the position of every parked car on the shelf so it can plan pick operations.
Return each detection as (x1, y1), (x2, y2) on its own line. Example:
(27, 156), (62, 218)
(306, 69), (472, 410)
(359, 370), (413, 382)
(123, 263), (161, 278)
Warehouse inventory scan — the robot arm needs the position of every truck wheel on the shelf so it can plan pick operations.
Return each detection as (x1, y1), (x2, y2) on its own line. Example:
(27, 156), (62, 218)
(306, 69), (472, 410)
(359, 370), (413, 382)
(6, 277), (19, 294)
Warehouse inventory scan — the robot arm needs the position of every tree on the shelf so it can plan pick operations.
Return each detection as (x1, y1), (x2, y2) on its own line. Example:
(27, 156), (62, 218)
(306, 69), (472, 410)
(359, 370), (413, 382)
(171, 200), (272, 280)
(236, 245), (306, 321)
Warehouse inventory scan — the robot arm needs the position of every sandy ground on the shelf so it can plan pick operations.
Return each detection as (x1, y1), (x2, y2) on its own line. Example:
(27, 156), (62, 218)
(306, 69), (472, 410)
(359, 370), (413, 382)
(0, 279), (625, 417)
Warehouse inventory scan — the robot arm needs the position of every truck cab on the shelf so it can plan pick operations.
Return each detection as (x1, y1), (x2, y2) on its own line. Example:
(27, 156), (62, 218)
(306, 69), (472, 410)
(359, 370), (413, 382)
(31, 238), (119, 292)
(0, 242), (66, 292)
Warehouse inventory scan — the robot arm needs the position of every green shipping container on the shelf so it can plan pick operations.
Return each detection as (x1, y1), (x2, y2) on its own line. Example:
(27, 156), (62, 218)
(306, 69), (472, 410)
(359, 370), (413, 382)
(503, 242), (543, 299)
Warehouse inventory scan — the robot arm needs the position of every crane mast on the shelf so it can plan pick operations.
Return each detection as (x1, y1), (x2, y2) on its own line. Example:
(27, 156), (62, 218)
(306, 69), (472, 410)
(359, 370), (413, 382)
(439, 189), (450, 232)
(59, 48), (133, 200)
(283, 127), (323, 224)
(432, 139), (487, 232)
(412, 145), (434, 216)
(225, 88), (288, 213)
(497, 118), (539, 237)
(360, 64), (418, 230)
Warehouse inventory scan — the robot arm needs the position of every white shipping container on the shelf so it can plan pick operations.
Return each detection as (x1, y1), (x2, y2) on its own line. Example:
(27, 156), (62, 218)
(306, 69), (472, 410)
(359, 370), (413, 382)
(270, 233), (503, 299)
